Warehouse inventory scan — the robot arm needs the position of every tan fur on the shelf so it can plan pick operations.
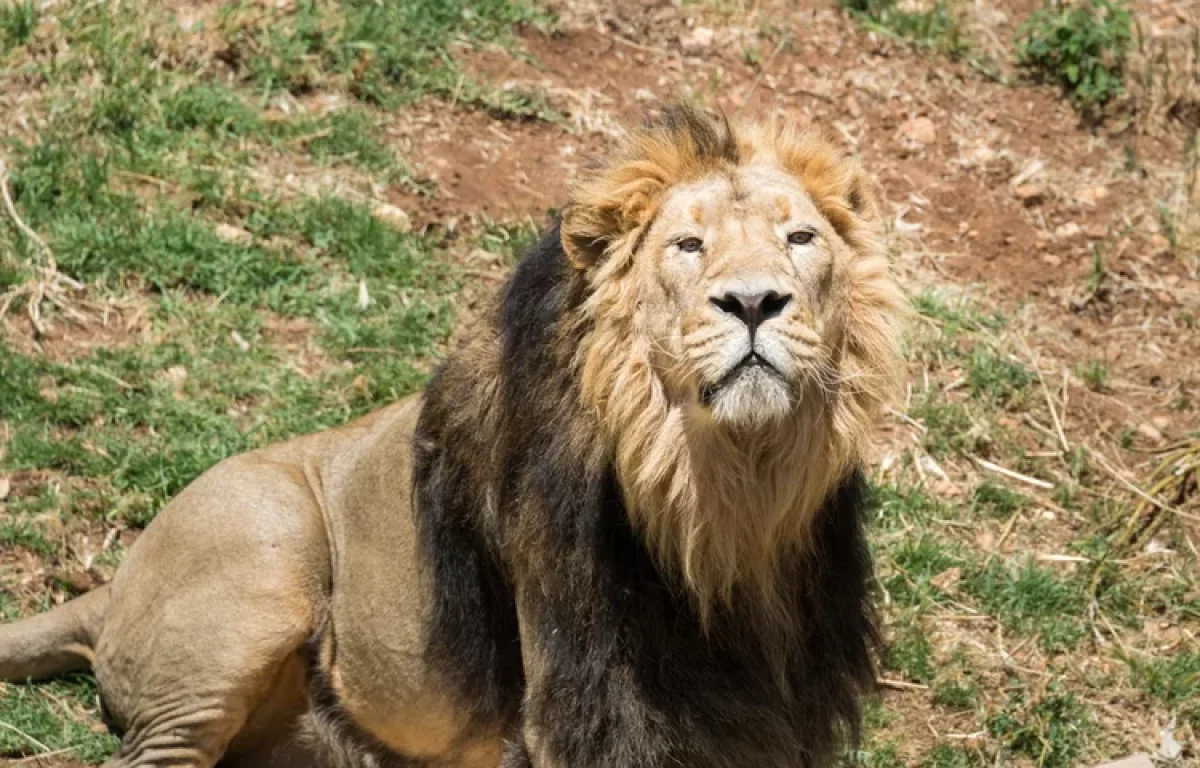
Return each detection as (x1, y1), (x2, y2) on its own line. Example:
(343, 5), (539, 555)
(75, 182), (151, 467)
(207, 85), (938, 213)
(564, 113), (904, 623)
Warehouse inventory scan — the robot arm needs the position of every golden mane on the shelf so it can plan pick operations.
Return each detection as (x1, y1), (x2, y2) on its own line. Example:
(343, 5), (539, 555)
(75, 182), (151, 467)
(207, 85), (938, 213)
(562, 108), (905, 623)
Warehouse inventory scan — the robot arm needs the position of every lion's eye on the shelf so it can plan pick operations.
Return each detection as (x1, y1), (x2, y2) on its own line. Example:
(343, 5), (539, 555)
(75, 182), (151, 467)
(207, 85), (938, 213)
(677, 237), (704, 254)
(787, 230), (815, 246)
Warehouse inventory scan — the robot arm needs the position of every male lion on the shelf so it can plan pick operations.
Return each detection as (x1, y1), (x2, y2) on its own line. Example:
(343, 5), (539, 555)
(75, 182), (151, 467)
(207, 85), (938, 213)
(0, 107), (903, 768)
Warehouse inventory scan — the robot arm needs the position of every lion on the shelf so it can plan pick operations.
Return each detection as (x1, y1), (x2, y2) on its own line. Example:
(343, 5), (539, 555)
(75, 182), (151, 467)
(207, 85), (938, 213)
(0, 106), (903, 768)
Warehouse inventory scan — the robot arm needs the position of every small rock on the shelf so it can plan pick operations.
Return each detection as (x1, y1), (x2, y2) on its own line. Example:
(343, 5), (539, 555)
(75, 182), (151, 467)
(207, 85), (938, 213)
(633, 88), (656, 102)
(844, 95), (862, 119)
(0, 476), (9, 501)
(214, 223), (252, 245)
(1160, 723), (1183, 761)
(1015, 184), (1047, 206)
(371, 202), (411, 233)
(1041, 254), (1063, 267)
(1055, 222), (1082, 239)
(1094, 755), (1153, 768)
(898, 116), (937, 145)
(1151, 415), (1170, 431)
(1137, 423), (1164, 442)
(358, 279), (371, 311)
(680, 26), (715, 54)
(967, 145), (996, 167)
(1148, 233), (1171, 253)
(1075, 185), (1109, 206)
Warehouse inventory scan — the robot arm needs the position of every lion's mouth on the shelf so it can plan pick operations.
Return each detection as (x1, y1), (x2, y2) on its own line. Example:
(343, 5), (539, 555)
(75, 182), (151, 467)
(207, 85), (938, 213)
(699, 353), (782, 406)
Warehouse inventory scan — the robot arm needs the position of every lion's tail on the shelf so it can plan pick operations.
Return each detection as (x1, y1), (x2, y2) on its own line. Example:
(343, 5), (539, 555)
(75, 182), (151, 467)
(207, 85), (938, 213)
(0, 585), (108, 682)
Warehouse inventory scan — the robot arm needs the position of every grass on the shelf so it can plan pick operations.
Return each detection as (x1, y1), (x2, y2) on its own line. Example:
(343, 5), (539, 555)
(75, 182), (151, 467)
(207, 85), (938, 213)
(0, 677), (118, 762)
(886, 626), (936, 685)
(838, 0), (970, 59)
(219, 0), (553, 111)
(962, 560), (1089, 653)
(920, 743), (984, 768)
(0, 0), (37, 50)
(860, 287), (1198, 764)
(965, 349), (1032, 409)
(1129, 651), (1200, 728)
(1076, 359), (1110, 391)
(987, 687), (1089, 768)
(969, 481), (1028, 520)
(1016, 0), (1133, 113)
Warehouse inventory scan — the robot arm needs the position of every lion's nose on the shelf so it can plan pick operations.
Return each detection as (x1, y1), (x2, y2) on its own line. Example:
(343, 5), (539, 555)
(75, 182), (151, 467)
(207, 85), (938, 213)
(710, 290), (792, 335)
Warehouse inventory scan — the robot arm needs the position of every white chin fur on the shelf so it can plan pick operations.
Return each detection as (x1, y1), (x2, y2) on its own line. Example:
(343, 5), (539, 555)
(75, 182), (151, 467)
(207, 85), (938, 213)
(707, 368), (793, 429)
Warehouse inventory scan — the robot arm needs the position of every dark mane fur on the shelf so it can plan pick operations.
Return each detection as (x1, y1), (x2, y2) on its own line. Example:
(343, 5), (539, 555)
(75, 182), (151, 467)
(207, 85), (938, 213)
(412, 221), (879, 767)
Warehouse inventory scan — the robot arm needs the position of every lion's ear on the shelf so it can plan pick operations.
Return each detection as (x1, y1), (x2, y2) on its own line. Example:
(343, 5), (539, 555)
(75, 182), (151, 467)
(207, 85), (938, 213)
(560, 204), (616, 270)
(844, 163), (881, 223)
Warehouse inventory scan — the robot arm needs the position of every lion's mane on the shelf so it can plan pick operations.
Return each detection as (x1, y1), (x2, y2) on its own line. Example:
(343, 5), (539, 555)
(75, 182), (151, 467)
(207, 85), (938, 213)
(412, 107), (903, 768)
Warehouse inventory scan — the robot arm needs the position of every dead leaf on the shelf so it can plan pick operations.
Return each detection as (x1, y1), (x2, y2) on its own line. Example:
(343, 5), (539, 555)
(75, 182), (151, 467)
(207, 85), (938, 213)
(931, 567), (962, 591)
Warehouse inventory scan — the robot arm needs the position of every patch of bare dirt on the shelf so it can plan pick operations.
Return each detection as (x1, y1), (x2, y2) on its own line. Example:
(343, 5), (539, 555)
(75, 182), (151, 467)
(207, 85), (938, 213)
(2, 297), (153, 362)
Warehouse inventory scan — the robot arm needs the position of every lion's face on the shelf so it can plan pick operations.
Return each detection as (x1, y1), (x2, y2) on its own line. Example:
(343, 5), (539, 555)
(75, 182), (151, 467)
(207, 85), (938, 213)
(562, 109), (902, 616)
(637, 159), (851, 430)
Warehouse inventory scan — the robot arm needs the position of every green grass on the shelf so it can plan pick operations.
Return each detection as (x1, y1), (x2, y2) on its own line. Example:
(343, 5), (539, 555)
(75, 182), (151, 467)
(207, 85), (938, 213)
(962, 560), (1088, 653)
(0, 677), (119, 762)
(1129, 651), (1200, 728)
(932, 678), (981, 711)
(969, 481), (1028, 519)
(965, 349), (1032, 408)
(1016, 0), (1132, 113)
(883, 535), (964, 608)
(920, 743), (984, 768)
(911, 291), (1006, 337)
(220, 0), (552, 110)
(886, 626), (936, 684)
(0, 0), (37, 50)
(874, 288), (1196, 763)
(909, 397), (982, 458)
(1076, 359), (1109, 391)
(987, 687), (1089, 768)
(839, 0), (969, 58)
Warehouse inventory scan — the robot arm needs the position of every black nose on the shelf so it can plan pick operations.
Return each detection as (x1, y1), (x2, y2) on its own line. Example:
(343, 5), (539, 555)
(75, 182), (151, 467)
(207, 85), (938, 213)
(710, 290), (792, 334)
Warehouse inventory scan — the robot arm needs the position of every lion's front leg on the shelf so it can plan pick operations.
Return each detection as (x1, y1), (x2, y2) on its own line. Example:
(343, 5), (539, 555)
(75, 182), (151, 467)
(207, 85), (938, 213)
(510, 592), (680, 768)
